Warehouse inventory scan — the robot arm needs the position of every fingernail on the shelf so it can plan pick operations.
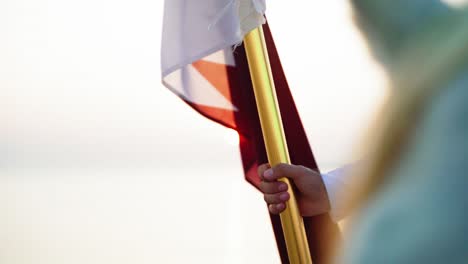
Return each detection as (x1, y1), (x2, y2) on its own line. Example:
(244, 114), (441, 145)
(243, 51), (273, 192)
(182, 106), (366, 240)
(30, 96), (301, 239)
(269, 204), (275, 212)
(279, 192), (289, 201)
(264, 168), (273, 179)
(278, 183), (287, 191)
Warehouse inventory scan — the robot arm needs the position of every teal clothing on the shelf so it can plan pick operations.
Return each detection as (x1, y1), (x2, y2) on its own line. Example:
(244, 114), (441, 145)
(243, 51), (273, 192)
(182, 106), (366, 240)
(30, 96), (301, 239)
(343, 67), (468, 264)
(352, 0), (452, 67)
(342, 1), (468, 263)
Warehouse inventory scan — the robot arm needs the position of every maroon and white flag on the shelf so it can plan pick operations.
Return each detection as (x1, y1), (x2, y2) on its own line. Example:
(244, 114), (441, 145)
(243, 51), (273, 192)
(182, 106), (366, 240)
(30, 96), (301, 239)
(161, 1), (340, 262)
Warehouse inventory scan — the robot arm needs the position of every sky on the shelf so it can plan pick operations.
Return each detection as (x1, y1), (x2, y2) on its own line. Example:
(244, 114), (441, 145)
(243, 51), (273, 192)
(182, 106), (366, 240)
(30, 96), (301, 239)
(6, 0), (460, 263)
(1, 1), (389, 171)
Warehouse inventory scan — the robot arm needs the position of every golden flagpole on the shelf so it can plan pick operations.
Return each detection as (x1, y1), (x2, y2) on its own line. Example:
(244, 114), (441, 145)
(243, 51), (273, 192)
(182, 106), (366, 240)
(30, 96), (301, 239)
(243, 27), (312, 263)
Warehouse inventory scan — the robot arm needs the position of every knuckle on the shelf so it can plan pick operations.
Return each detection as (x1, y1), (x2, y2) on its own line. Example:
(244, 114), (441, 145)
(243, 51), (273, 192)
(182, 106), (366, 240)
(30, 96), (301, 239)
(257, 163), (270, 177)
(257, 165), (265, 175)
(265, 182), (279, 194)
(275, 163), (288, 174)
(259, 181), (266, 191)
(273, 194), (283, 203)
(298, 165), (310, 176)
(299, 165), (318, 177)
(269, 205), (279, 215)
(261, 182), (272, 194)
(276, 163), (287, 170)
(268, 205), (275, 214)
(264, 194), (278, 203)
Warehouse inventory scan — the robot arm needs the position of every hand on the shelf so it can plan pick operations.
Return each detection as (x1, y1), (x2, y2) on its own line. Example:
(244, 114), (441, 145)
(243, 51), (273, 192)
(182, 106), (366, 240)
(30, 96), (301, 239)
(258, 163), (331, 216)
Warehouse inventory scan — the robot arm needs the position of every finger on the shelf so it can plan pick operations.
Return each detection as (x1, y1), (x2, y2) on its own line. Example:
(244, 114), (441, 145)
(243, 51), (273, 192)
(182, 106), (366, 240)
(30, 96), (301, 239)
(264, 163), (317, 182)
(257, 163), (271, 181)
(268, 203), (286, 214)
(259, 181), (288, 194)
(264, 192), (290, 204)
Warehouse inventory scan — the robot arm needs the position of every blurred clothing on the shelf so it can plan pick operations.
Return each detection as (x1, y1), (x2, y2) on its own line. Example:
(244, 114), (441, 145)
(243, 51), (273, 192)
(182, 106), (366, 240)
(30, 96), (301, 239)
(337, 1), (468, 263)
(322, 165), (355, 222)
(343, 65), (468, 263)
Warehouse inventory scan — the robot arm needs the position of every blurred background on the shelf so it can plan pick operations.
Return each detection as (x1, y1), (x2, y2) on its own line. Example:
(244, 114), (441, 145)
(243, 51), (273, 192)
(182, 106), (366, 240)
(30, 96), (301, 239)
(0, 0), (394, 263)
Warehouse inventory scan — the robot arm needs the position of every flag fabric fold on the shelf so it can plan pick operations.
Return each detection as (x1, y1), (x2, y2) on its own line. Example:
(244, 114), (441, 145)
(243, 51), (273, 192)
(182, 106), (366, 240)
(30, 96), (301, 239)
(161, 0), (265, 89)
(161, 0), (267, 187)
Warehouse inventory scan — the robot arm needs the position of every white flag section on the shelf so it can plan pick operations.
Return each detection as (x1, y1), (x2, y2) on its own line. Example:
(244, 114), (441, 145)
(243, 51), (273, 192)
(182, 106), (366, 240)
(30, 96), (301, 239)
(161, 0), (265, 109)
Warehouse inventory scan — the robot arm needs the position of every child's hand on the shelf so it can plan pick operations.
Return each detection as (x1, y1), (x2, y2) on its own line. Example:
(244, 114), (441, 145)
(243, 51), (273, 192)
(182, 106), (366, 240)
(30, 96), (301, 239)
(258, 163), (330, 216)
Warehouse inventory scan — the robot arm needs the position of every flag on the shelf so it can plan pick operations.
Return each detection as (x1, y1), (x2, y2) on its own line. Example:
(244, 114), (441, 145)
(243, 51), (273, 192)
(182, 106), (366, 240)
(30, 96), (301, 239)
(161, 1), (340, 262)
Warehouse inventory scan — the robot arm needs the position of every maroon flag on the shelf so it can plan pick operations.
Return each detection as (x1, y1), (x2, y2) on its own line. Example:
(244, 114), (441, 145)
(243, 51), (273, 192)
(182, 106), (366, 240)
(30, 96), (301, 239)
(164, 22), (340, 263)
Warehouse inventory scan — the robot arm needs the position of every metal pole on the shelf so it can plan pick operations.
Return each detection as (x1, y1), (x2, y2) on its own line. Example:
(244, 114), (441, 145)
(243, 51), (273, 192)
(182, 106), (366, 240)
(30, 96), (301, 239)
(243, 26), (312, 264)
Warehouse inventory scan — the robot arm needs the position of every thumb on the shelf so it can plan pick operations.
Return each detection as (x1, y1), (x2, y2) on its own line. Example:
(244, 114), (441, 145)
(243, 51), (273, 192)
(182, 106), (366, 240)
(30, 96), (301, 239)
(263, 163), (311, 182)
